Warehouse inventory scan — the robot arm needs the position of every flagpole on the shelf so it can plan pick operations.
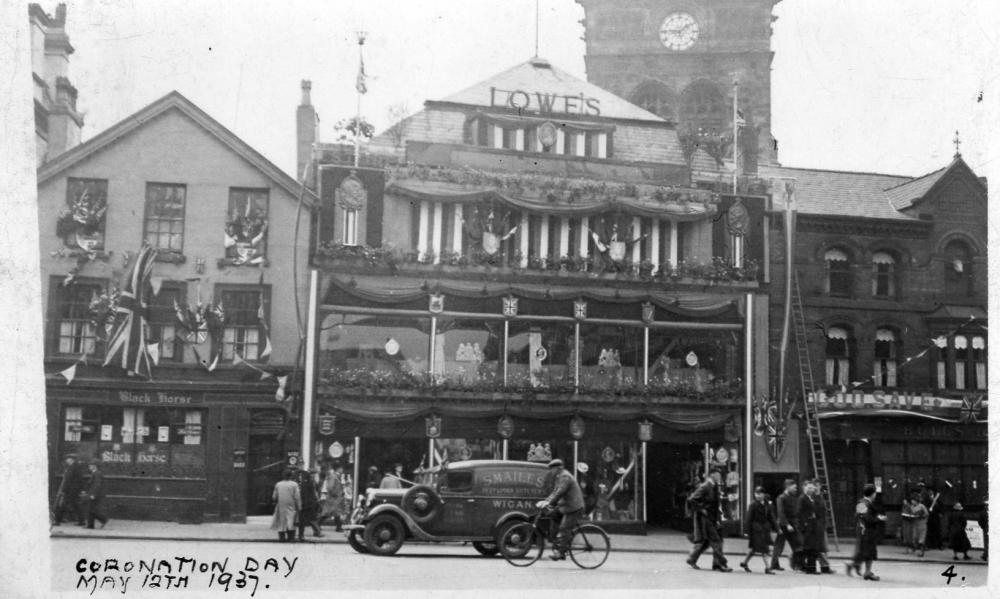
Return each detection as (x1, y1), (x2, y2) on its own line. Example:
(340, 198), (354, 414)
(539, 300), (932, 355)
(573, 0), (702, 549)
(354, 31), (366, 168)
(732, 79), (739, 193)
(302, 268), (319, 470)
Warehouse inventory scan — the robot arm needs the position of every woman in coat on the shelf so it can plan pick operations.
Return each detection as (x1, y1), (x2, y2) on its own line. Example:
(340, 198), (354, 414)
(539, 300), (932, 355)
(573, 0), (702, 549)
(848, 483), (886, 581)
(900, 495), (916, 552)
(271, 469), (301, 542)
(296, 468), (322, 540)
(321, 463), (346, 531)
(797, 480), (825, 574)
(948, 502), (972, 560)
(740, 487), (777, 574)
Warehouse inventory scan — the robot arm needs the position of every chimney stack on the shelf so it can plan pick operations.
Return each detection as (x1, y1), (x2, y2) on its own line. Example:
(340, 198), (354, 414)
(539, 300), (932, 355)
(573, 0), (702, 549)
(296, 79), (317, 182)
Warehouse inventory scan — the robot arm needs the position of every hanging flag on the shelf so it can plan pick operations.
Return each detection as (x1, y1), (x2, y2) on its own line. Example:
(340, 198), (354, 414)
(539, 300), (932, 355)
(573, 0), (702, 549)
(60, 363), (77, 385)
(150, 277), (164, 297)
(735, 109), (746, 127)
(257, 269), (272, 360)
(260, 337), (273, 360)
(356, 54), (367, 94)
(103, 245), (157, 377)
(193, 346), (220, 373)
(260, 371), (274, 380)
(147, 342), (161, 366)
(232, 352), (245, 367)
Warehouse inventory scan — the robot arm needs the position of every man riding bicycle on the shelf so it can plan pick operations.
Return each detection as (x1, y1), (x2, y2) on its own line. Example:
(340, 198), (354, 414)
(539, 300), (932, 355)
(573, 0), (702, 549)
(535, 458), (585, 561)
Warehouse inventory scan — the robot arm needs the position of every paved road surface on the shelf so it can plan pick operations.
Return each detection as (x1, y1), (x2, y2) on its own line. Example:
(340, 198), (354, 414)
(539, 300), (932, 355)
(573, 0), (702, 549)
(52, 537), (988, 596)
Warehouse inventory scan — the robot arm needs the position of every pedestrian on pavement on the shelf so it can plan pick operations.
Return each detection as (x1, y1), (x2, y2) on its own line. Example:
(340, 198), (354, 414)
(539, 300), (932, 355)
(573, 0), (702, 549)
(271, 469), (301, 542)
(365, 465), (381, 490)
(770, 479), (802, 571)
(380, 463), (404, 489)
(978, 501), (988, 562)
(923, 485), (944, 550)
(739, 486), (776, 574)
(847, 483), (886, 581)
(84, 461), (109, 529)
(900, 493), (916, 553)
(535, 458), (585, 561)
(686, 470), (732, 572)
(797, 480), (825, 574)
(947, 502), (972, 561)
(53, 454), (86, 527)
(296, 468), (322, 541)
(811, 480), (834, 574)
(322, 462), (346, 531)
(906, 493), (929, 557)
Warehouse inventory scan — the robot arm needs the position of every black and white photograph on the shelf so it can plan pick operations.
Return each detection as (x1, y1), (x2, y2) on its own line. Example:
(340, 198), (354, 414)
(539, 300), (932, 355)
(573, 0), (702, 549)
(1, 1), (998, 597)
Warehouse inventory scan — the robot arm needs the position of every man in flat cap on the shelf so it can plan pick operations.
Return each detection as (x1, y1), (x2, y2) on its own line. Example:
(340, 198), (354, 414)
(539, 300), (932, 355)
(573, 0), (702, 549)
(686, 470), (732, 572)
(770, 478), (802, 571)
(53, 454), (85, 526)
(536, 458), (584, 561)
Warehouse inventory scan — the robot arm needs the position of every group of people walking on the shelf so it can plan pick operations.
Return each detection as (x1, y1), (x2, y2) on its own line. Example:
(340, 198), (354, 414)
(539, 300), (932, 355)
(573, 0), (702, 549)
(686, 472), (988, 582)
(271, 461), (349, 542)
(52, 454), (108, 530)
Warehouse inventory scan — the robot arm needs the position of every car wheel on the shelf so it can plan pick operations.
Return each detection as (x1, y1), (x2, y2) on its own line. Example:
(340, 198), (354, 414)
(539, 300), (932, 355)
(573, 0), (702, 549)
(472, 541), (499, 557)
(363, 514), (406, 556)
(401, 485), (442, 525)
(347, 529), (369, 554)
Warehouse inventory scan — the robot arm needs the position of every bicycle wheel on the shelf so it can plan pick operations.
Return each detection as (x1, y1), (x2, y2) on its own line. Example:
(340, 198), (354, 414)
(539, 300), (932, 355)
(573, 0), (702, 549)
(569, 524), (610, 569)
(499, 521), (545, 567)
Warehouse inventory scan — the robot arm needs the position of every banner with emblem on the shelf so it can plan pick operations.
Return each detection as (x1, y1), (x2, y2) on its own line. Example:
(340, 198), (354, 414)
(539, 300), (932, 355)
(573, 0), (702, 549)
(318, 166), (385, 247)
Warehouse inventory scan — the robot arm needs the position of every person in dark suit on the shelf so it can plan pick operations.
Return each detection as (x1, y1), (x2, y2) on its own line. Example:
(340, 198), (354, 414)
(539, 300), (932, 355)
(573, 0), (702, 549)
(948, 502), (972, 560)
(769, 479), (802, 571)
(685, 470), (732, 572)
(740, 486), (777, 574)
(979, 502), (988, 562)
(922, 485), (944, 550)
(296, 468), (322, 540)
(54, 454), (86, 526)
(848, 483), (886, 581)
(84, 461), (109, 529)
(797, 480), (826, 574)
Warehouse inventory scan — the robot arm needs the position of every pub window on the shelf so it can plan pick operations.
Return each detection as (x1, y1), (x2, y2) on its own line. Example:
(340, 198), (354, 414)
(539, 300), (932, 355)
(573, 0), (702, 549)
(226, 188), (269, 259)
(53, 278), (103, 355)
(873, 328), (899, 387)
(143, 182), (186, 254)
(871, 251), (896, 298)
(824, 326), (852, 387)
(932, 336), (948, 389)
(148, 283), (183, 361)
(218, 286), (269, 361)
(824, 248), (852, 297)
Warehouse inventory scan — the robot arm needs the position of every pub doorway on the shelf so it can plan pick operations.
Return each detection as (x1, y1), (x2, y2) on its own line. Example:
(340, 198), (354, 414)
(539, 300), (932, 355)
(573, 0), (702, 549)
(645, 442), (707, 531)
(247, 409), (288, 516)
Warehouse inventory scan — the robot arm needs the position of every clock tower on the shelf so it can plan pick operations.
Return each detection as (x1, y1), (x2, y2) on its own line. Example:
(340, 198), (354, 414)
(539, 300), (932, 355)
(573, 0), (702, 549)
(575, 0), (780, 168)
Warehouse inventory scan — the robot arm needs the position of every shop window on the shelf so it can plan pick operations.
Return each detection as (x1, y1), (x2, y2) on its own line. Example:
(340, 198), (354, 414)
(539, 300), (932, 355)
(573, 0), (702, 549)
(218, 286), (269, 361)
(148, 283), (183, 361)
(824, 326), (852, 387)
(60, 405), (205, 478)
(143, 182), (186, 254)
(943, 239), (972, 295)
(52, 278), (103, 356)
(579, 325), (643, 391)
(871, 251), (896, 298)
(319, 313), (432, 386)
(432, 317), (503, 387)
(574, 440), (644, 522)
(873, 328), (899, 387)
(824, 248), (852, 297)
(507, 321), (575, 389)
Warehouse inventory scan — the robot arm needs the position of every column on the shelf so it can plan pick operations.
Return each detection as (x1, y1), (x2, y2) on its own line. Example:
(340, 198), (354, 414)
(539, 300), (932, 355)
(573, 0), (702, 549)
(632, 216), (642, 264)
(417, 201), (430, 261)
(492, 125), (504, 149)
(559, 217), (570, 258)
(555, 129), (565, 155)
(574, 133), (586, 156)
(650, 219), (661, 273)
(579, 216), (589, 258)
(452, 204), (464, 254)
(539, 215), (550, 265)
(669, 220), (679, 268)
(515, 129), (525, 151)
(519, 213), (529, 267)
(597, 132), (608, 159)
(431, 202), (443, 264)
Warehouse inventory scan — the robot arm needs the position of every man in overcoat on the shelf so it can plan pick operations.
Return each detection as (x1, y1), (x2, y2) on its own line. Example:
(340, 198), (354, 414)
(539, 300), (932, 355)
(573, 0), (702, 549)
(685, 470), (732, 572)
(54, 454), (86, 526)
(536, 458), (585, 560)
(85, 461), (109, 529)
(797, 480), (825, 574)
(770, 479), (802, 571)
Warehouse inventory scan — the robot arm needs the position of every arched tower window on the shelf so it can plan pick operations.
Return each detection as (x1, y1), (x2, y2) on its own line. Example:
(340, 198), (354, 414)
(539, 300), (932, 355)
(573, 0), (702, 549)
(679, 81), (726, 134)
(943, 239), (973, 295)
(824, 247), (852, 297)
(630, 82), (677, 123)
(871, 251), (897, 298)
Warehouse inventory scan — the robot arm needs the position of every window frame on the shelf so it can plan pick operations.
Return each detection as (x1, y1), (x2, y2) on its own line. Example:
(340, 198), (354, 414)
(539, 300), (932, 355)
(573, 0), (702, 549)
(824, 326), (853, 387)
(824, 248), (853, 297)
(142, 182), (187, 256)
(147, 281), (187, 362)
(873, 328), (900, 388)
(871, 251), (897, 298)
(49, 276), (106, 357)
(226, 187), (270, 260)
(214, 284), (271, 362)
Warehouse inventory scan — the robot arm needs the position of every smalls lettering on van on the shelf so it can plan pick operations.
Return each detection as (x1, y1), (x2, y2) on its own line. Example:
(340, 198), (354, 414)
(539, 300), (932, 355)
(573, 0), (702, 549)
(477, 470), (546, 488)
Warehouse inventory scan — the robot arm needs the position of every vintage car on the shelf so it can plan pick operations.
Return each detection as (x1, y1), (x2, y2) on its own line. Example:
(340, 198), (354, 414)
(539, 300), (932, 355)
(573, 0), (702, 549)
(345, 459), (552, 556)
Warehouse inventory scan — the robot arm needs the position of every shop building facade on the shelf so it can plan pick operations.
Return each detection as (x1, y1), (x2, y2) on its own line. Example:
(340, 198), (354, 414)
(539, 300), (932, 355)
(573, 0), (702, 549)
(760, 158), (989, 536)
(38, 92), (315, 522)
(299, 58), (770, 532)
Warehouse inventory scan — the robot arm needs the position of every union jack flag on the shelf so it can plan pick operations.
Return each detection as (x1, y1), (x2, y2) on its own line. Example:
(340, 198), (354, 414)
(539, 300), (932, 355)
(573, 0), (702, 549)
(103, 245), (157, 377)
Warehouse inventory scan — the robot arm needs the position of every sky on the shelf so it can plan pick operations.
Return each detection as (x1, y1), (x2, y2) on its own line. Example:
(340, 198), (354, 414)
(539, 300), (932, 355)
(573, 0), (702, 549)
(41, 1), (1000, 179)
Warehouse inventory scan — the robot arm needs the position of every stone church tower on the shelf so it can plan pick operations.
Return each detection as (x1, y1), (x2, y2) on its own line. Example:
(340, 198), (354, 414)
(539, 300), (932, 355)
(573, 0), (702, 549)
(575, 0), (780, 169)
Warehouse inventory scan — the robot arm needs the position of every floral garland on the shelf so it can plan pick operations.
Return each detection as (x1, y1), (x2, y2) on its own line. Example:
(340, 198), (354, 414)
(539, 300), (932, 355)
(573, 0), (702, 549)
(223, 201), (269, 265)
(88, 287), (120, 341)
(389, 165), (719, 206)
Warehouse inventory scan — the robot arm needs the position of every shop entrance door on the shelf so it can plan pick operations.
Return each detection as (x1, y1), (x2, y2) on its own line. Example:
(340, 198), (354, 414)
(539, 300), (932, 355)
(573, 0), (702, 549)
(645, 442), (705, 530)
(247, 409), (288, 516)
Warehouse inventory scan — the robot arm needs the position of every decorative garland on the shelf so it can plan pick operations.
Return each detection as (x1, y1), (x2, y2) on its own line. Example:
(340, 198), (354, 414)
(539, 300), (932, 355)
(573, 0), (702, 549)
(223, 198), (269, 266)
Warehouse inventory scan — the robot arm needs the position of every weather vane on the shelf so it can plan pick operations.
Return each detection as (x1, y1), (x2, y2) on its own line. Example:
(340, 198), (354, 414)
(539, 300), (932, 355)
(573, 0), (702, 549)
(953, 130), (961, 158)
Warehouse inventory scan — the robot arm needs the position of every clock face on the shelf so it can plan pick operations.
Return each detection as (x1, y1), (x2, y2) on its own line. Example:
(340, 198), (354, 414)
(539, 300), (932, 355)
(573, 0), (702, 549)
(659, 12), (699, 50)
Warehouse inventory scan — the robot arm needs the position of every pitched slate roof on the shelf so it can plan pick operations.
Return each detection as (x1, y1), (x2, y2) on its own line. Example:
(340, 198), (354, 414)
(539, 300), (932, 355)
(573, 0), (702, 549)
(882, 165), (951, 210)
(757, 164), (914, 220)
(36, 91), (317, 207)
(439, 57), (666, 123)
